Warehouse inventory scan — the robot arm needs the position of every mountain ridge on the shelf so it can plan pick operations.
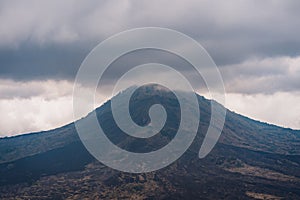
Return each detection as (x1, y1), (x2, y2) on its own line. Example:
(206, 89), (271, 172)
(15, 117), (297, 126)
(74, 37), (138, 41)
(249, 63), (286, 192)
(0, 84), (299, 199)
(0, 84), (299, 164)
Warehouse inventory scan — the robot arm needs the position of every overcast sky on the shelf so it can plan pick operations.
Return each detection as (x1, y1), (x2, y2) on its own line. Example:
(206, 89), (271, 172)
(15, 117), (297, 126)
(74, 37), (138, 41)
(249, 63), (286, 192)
(1, 0), (300, 136)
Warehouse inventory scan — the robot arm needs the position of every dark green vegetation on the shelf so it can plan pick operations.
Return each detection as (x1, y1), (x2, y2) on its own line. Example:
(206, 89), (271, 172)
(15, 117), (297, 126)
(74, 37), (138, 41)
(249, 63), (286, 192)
(0, 84), (299, 199)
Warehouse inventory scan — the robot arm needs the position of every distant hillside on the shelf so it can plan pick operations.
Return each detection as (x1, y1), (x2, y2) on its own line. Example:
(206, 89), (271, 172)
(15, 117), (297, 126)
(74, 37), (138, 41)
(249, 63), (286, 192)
(0, 84), (299, 199)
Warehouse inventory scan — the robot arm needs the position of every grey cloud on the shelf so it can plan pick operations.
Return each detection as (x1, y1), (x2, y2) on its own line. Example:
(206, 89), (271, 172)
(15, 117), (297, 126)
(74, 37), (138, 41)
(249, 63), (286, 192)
(0, 79), (74, 100)
(220, 56), (300, 94)
(0, 86), (43, 99)
(0, 42), (92, 81)
(0, 0), (300, 94)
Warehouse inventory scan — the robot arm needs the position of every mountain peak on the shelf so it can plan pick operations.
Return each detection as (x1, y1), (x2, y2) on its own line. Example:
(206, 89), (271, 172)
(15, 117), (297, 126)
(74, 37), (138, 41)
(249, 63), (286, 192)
(118, 83), (176, 98)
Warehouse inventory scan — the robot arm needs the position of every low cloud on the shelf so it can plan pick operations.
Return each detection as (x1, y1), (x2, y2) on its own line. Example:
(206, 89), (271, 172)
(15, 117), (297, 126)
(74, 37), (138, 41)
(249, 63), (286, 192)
(0, 79), (74, 136)
(225, 92), (300, 130)
(220, 56), (300, 94)
(0, 95), (74, 137)
(0, 79), (109, 136)
(0, 79), (73, 100)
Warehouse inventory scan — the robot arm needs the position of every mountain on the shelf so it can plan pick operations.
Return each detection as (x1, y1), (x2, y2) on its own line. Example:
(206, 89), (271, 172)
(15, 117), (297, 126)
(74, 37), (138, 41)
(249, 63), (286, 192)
(0, 84), (299, 199)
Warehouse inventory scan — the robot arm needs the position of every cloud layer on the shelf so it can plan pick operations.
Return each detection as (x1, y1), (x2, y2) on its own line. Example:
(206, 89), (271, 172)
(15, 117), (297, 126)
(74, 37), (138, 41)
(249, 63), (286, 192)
(221, 56), (300, 94)
(0, 80), (74, 136)
(1, 0), (300, 80)
(0, 0), (299, 135)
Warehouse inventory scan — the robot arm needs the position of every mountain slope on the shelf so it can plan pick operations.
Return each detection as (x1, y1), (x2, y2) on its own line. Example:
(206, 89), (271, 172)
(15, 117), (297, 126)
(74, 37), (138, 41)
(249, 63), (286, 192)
(0, 84), (299, 199)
